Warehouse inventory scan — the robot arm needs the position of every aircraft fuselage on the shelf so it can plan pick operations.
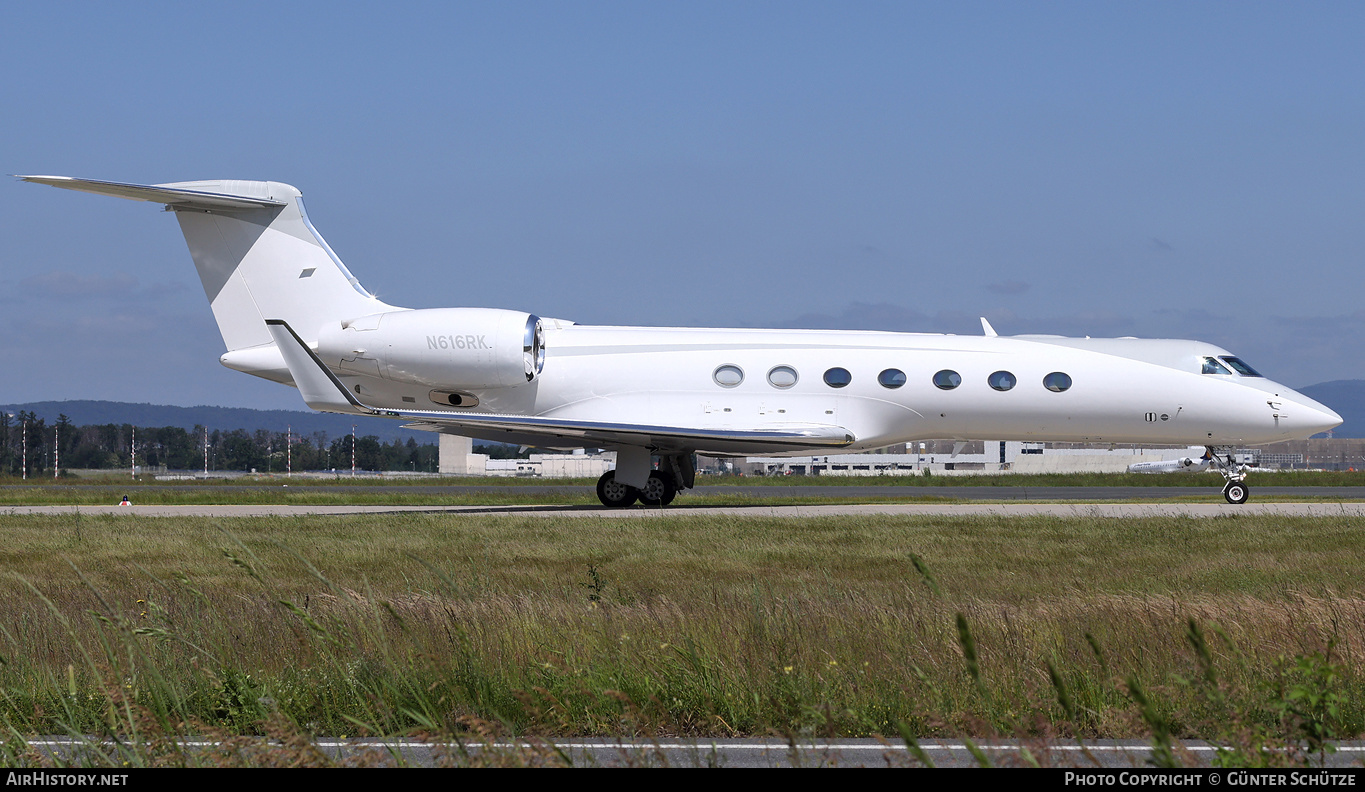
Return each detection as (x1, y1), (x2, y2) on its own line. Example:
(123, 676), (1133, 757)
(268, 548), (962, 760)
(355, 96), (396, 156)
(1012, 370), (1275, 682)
(328, 321), (1339, 456)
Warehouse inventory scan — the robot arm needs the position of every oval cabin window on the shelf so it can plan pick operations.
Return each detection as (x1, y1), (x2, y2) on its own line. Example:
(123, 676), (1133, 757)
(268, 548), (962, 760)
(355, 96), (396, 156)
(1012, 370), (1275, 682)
(988, 371), (1017, 391)
(878, 369), (907, 389)
(713, 365), (744, 388)
(933, 370), (961, 390)
(1043, 372), (1072, 392)
(768, 365), (799, 389)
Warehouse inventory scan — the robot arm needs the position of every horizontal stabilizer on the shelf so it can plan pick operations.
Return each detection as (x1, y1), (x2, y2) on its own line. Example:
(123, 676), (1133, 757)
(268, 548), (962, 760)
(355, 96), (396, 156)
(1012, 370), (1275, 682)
(17, 175), (286, 210)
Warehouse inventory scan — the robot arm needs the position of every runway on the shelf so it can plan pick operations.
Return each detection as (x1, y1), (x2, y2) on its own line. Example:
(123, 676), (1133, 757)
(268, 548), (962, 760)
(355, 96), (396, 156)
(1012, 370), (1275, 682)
(8, 502), (1365, 517)
(8, 484), (1365, 500)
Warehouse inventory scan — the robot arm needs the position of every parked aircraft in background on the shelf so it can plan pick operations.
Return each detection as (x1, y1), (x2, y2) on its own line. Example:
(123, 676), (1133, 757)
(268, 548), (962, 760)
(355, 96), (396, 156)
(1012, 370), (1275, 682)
(1128, 449), (1216, 475)
(21, 176), (1342, 505)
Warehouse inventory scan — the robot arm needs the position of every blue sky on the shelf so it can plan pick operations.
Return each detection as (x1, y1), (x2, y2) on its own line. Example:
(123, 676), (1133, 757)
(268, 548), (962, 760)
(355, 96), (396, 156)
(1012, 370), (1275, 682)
(3, 2), (1362, 410)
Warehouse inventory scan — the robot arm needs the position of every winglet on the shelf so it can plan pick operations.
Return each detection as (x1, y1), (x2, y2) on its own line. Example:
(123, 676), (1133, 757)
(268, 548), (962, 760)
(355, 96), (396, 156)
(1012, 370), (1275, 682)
(980, 317), (998, 337)
(264, 320), (377, 416)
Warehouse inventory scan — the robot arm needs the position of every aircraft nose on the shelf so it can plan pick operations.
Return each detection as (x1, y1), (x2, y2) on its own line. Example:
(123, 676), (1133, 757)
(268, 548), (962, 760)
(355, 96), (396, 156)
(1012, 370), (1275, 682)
(1284, 393), (1343, 437)
(1308, 402), (1344, 434)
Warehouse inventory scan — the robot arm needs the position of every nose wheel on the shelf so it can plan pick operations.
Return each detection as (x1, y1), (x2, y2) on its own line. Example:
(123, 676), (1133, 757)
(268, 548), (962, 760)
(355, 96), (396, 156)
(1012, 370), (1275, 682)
(1222, 480), (1249, 505)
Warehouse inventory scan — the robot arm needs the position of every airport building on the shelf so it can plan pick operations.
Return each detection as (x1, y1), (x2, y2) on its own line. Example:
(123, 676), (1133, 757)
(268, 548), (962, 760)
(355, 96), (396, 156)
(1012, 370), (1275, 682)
(727, 442), (1194, 476)
(437, 435), (1364, 477)
(438, 434), (615, 478)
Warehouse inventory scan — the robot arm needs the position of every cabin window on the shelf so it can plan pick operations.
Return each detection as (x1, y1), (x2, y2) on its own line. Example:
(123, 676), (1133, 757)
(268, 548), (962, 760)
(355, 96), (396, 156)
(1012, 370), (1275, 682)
(768, 365), (799, 389)
(1201, 357), (1233, 375)
(1043, 372), (1072, 392)
(823, 367), (852, 388)
(713, 364), (745, 388)
(988, 371), (1017, 391)
(878, 369), (907, 389)
(1219, 356), (1263, 377)
(933, 370), (961, 390)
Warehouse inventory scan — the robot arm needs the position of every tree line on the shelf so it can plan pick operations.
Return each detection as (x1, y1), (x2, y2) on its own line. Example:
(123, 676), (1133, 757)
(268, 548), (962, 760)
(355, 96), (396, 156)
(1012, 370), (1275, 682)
(0, 411), (443, 475)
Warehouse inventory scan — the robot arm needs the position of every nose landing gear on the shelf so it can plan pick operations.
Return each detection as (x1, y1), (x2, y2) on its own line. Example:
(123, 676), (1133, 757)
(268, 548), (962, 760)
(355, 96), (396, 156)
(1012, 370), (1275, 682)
(1208, 446), (1251, 504)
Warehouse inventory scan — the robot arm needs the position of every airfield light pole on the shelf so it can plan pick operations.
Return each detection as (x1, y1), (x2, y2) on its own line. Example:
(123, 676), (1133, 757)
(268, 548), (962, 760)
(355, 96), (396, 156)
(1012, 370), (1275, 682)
(351, 425), (357, 477)
(53, 424), (58, 479)
(4, 412), (12, 480)
(287, 425), (292, 478)
(22, 419), (26, 480)
(131, 426), (136, 480)
(203, 426), (208, 477)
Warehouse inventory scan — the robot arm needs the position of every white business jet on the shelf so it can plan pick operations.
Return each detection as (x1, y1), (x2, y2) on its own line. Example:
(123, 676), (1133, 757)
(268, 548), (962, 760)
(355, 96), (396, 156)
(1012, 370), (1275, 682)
(20, 176), (1342, 505)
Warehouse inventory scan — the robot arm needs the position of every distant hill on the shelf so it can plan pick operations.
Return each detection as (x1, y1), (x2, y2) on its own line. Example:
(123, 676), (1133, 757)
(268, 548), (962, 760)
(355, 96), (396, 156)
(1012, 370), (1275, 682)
(0, 400), (426, 444)
(1298, 380), (1365, 438)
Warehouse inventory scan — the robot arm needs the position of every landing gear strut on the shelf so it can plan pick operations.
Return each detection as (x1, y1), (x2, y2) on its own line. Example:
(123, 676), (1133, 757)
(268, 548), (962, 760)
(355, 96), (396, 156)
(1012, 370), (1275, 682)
(1208, 446), (1250, 504)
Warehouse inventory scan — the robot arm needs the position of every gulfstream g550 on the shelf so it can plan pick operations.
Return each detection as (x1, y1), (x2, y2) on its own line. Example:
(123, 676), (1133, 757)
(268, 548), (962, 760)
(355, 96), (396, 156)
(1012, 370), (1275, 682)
(20, 176), (1342, 505)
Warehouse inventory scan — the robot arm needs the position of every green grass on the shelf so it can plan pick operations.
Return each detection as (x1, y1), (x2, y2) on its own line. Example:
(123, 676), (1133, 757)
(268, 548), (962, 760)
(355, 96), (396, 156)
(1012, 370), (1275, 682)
(0, 467), (1362, 507)
(0, 511), (1363, 766)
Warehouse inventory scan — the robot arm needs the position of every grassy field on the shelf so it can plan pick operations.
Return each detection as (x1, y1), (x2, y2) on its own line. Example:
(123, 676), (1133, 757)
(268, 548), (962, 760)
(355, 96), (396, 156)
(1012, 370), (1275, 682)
(0, 469), (1362, 508)
(0, 510), (1362, 766)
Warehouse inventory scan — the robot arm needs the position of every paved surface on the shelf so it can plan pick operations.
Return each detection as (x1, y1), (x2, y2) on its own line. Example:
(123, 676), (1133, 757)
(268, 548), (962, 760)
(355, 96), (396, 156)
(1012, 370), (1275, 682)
(26, 736), (1365, 767)
(8, 502), (1365, 517)
(8, 484), (1365, 500)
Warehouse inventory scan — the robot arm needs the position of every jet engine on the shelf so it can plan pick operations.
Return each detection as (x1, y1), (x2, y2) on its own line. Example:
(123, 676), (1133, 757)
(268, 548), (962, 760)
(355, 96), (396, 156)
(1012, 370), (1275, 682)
(315, 308), (545, 394)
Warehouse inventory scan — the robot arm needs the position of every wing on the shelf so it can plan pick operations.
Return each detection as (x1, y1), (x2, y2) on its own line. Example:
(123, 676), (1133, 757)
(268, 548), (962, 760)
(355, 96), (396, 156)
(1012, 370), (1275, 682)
(265, 320), (855, 455)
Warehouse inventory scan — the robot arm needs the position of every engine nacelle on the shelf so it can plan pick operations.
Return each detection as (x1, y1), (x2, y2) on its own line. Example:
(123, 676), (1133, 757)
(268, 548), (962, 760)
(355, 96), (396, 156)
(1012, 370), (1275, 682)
(315, 307), (545, 393)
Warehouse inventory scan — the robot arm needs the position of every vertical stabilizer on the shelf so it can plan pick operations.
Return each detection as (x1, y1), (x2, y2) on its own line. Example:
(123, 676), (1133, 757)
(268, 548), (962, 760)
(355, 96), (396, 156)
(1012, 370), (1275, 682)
(18, 176), (401, 356)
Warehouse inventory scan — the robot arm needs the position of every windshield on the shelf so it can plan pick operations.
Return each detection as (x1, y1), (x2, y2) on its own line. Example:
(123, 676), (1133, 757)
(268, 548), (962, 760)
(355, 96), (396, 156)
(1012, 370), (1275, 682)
(1201, 357), (1232, 375)
(1219, 356), (1263, 377)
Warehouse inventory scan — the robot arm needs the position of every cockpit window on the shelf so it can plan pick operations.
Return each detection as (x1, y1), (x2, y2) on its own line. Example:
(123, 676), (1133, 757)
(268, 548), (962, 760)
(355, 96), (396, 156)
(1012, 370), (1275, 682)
(1219, 356), (1263, 377)
(1201, 357), (1233, 375)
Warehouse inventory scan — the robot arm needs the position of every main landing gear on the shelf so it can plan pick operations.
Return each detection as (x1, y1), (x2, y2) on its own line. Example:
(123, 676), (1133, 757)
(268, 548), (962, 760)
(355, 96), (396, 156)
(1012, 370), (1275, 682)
(595, 453), (694, 508)
(1208, 446), (1250, 504)
(595, 470), (639, 507)
(595, 470), (678, 507)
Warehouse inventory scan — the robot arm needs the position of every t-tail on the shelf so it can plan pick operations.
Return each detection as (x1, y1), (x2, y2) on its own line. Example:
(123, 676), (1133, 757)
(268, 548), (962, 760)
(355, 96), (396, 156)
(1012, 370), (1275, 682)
(18, 175), (400, 384)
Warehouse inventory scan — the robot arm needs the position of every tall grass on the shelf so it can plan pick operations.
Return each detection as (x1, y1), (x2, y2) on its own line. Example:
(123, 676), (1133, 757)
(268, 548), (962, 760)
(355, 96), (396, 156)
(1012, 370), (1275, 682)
(0, 511), (1360, 765)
